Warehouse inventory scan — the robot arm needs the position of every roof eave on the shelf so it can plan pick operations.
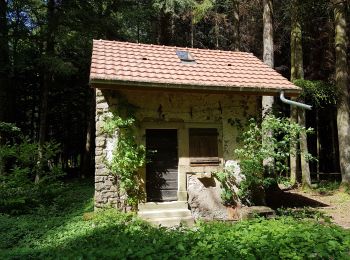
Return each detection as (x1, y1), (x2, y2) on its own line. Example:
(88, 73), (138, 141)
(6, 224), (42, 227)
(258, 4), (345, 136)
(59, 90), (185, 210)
(89, 78), (301, 97)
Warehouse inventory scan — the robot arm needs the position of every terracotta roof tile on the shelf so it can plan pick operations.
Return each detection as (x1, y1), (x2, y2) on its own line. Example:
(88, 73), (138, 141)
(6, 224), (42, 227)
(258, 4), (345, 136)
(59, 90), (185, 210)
(90, 40), (300, 94)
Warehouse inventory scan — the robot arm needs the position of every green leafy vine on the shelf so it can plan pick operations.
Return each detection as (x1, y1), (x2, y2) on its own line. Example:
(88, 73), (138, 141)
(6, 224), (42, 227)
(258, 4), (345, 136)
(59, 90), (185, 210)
(216, 115), (315, 206)
(103, 95), (146, 211)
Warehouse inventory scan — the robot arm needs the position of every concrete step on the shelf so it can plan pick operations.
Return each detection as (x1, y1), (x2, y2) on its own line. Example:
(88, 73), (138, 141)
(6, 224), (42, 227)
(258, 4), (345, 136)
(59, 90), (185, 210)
(138, 201), (194, 227)
(139, 209), (192, 219)
(148, 216), (195, 227)
(138, 201), (188, 211)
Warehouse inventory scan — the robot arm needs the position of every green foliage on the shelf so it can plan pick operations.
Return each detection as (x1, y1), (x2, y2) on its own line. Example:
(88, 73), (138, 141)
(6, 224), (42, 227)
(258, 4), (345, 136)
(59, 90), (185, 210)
(1, 180), (350, 259)
(153, 0), (195, 13)
(192, 0), (214, 24)
(213, 168), (239, 206)
(0, 125), (64, 214)
(103, 98), (146, 210)
(0, 122), (21, 137)
(277, 207), (332, 223)
(277, 176), (294, 187)
(38, 55), (78, 77)
(314, 181), (341, 195)
(234, 115), (314, 204)
(295, 79), (338, 108)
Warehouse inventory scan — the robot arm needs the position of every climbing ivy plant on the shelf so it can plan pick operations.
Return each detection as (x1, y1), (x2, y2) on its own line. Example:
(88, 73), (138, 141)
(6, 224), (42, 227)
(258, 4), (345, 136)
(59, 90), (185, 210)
(103, 95), (146, 211)
(295, 79), (338, 108)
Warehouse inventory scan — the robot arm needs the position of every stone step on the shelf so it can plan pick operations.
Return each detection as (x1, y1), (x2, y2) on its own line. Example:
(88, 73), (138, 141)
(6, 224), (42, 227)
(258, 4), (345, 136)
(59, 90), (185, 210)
(138, 201), (194, 227)
(139, 209), (192, 219)
(138, 201), (188, 211)
(148, 216), (195, 227)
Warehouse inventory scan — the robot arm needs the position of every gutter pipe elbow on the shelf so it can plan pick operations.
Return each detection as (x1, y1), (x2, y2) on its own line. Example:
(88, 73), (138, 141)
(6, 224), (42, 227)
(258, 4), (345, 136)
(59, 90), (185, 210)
(280, 91), (312, 110)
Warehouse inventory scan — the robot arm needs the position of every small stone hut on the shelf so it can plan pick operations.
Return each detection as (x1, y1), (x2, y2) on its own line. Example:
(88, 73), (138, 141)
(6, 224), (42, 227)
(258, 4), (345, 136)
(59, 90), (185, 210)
(90, 40), (300, 224)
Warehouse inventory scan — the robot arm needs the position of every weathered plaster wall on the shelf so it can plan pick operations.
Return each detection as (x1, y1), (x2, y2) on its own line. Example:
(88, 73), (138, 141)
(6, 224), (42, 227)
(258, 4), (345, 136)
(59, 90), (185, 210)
(120, 89), (258, 160)
(94, 87), (259, 218)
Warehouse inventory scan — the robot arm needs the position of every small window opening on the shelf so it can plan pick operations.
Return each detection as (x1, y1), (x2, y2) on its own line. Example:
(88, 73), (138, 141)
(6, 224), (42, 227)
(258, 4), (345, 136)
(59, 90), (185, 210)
(142, 57), (148, 60)
(189, 128), (219, 166)
(176, 50), (196, 63)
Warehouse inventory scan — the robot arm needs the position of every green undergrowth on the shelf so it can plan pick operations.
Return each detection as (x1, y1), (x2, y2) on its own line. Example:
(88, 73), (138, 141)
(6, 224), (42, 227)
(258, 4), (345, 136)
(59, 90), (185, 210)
(313, 181), (341, 195)
(1, 180), (350, 259)
(276, 207), (332, 223)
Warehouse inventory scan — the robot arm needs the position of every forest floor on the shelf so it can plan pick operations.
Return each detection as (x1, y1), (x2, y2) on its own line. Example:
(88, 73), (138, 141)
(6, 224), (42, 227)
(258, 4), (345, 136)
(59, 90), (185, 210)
(290, 188), (350, 229)
(1, 179), (350, 259)
(267, 183), (350, 229)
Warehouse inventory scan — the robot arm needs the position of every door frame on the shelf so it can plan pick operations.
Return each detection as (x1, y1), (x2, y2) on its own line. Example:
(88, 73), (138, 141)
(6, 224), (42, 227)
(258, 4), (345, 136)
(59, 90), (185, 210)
(139, 122), (188, 202)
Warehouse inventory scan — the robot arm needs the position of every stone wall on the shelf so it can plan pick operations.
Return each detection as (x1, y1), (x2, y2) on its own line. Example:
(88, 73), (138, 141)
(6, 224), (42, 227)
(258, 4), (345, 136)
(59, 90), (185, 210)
(94, 89), (120, 209)
(94, 87), (259, 215)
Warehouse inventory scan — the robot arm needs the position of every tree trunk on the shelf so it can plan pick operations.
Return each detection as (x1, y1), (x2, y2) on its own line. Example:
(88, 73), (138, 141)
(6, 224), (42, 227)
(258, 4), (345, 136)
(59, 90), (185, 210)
(290, 1), (304, 81)
(232, 0), (240, 51)
(37, 0), (56, 183)
(330, 111), (338, 172)
(214, 12), (219, 49)
(262, 0), (274, 117)
(0, 0), (10, 123)
(190, 13), (194, 48)
(316, 109), (320, 178)
(290, 100), (298, 184)
(262, 0), (274, 68)
(81, 90), (95, 178)
(290, 0), (311, 187)
(159, 8), (172, 45)
(0, 0), (8, 147)
(262, 0), (274, 177)
(333, 0), (350, 187)
(299, 106), (312, 188)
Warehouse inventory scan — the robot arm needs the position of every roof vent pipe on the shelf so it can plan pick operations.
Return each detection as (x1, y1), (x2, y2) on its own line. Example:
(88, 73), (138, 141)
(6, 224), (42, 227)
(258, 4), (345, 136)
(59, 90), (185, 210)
(280, 91), (312, 110)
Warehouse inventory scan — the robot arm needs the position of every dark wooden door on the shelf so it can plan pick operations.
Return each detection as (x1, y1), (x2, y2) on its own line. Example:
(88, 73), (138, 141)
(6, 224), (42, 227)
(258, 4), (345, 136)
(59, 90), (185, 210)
(146, 129), (178, 202)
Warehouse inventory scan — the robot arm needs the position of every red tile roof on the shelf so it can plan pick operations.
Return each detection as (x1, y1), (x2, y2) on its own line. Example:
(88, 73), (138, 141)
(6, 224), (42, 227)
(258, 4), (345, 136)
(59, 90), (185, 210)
(90, 40), (300, 95)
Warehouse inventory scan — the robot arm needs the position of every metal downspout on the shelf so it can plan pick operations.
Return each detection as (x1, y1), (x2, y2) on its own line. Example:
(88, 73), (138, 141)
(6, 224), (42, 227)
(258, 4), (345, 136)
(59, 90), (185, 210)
(280, 91), (312, 110)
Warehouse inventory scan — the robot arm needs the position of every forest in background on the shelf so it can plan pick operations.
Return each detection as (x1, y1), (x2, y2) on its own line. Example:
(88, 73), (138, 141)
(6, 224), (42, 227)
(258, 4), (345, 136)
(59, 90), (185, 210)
(0, 0), (349, 183)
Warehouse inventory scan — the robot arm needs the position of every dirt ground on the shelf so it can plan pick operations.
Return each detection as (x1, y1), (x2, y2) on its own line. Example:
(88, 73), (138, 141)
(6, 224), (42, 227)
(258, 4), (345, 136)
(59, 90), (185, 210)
(289, 189), (350, 229)
(265, 186), (350, 229)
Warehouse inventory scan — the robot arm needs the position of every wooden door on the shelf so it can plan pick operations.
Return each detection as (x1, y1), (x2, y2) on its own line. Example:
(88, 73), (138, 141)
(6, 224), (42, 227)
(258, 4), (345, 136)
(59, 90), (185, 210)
(146, 129), (178, 202)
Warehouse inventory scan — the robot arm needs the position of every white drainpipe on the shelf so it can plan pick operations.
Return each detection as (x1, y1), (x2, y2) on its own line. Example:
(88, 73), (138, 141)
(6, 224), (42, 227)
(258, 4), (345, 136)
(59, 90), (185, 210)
(280, 91), (312, 110)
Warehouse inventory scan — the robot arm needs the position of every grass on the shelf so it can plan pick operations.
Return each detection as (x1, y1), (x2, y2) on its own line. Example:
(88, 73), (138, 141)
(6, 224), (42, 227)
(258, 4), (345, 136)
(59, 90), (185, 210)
(1, 179), (350, 259)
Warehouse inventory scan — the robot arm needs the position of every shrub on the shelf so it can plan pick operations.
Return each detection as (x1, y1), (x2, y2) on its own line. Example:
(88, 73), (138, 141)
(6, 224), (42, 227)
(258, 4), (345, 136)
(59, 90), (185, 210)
(233, 115), (314, 205)
(0, 123), (64, 214)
